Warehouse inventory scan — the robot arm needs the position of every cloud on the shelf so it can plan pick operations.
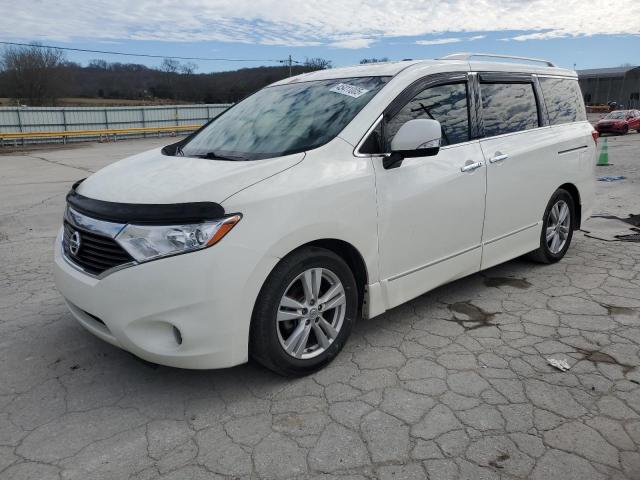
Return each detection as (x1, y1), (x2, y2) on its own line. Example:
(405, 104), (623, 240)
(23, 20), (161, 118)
(504, 30), (573, 41)
(416, 34), (487, 45)
(330, 37), (376, 49)
(416, 38), (462, 45)
(1, 0), (638, 49)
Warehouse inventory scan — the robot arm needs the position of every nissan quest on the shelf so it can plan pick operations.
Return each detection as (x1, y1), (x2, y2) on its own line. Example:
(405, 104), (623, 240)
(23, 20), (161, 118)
(54, 53), (596, 376)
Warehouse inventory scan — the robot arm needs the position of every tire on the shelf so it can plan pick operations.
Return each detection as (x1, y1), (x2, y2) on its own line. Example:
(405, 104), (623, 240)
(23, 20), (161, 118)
(250, 246), (358, 377)
(527, 189), (576, 264)
(621, 125), (629, 135)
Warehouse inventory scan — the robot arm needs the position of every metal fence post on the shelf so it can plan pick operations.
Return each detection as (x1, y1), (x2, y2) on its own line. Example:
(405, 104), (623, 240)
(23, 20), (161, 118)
(104, 108), (109, 129)
(62, 109), (68, 144)
(16, 108), (24, 146)
(141, 107), (146, 138)
(16, 108), (23, 132)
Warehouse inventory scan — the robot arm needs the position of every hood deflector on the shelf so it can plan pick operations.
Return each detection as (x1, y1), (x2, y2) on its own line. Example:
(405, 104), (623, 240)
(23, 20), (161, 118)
(66, 179), (226, 225)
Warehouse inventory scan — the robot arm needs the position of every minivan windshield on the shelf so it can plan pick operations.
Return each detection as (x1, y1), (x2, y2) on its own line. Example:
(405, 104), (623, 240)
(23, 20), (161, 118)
(177, 76), (389, 160)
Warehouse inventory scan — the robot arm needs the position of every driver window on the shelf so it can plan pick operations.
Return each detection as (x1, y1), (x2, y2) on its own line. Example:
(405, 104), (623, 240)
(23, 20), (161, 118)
(385, 83), (470, 149)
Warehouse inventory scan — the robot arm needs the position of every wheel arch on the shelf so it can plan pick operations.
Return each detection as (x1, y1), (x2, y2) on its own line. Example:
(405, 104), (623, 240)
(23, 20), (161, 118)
(265, 238), (369, 315)
(558, 183), (582, 228)
(294, 239), (368, 313)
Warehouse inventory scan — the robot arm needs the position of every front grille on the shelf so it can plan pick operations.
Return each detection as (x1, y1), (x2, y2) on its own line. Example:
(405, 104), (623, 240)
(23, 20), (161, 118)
(63, 221), (134, 275)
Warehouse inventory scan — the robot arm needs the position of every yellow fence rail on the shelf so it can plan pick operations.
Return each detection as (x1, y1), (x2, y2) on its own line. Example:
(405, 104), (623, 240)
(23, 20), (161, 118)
(0, 124), (201, 143)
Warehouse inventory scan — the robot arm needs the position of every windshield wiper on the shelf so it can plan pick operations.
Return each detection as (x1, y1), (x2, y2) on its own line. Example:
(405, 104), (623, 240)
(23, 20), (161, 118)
(197, 151), (249, 161)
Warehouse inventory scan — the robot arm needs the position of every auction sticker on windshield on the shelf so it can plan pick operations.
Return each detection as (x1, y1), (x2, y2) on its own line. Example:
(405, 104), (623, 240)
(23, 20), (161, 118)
(330, 83), (370, 98)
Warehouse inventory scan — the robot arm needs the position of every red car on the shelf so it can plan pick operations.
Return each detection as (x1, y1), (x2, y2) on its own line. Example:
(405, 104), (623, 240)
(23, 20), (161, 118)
(595, 109), (640, 135)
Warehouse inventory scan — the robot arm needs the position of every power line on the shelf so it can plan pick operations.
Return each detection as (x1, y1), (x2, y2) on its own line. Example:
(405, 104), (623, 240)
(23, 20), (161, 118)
(0, 40), (302, 64)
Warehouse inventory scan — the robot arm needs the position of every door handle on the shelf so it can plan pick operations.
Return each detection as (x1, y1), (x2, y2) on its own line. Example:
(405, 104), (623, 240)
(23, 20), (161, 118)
(460, 161), (483, 172)
(489, 153), (509, 163)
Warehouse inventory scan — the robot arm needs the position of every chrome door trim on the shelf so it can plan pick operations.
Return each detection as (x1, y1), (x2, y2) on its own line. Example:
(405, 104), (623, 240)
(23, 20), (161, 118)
(387, 245), (481, 282)
(482, 222), (539, 246)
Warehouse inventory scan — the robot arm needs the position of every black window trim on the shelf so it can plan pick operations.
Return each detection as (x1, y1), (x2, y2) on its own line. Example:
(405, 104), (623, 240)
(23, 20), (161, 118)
(475, 71), (545, 139)
(354, 71), (478, 156)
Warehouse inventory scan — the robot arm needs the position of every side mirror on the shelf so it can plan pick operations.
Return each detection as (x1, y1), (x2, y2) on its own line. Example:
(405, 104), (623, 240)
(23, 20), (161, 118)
(385, 119), (442, 169)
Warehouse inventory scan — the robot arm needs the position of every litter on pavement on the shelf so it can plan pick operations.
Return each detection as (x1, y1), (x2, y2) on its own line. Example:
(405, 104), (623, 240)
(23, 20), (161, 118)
(547, 357), (571, 371)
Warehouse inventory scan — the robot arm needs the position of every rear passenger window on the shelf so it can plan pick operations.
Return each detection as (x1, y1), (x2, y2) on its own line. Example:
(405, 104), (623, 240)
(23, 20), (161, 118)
(481, 83), (539, 137)
(539, 77), (587, 125)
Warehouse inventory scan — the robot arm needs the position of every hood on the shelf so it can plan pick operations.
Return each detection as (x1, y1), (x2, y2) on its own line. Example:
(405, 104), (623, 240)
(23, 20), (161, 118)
(77, 148), (304, 204)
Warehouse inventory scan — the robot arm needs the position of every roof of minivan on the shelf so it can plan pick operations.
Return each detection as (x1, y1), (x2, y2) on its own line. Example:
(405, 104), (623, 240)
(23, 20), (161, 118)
(271, 58), (576, 86)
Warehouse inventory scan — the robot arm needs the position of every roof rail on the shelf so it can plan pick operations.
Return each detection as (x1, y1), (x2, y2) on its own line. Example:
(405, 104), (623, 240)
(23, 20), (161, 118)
(438, 52), (556, 67)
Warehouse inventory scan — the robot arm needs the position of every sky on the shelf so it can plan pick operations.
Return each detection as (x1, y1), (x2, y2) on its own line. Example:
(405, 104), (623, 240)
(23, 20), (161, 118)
(0, 0), (639, 72)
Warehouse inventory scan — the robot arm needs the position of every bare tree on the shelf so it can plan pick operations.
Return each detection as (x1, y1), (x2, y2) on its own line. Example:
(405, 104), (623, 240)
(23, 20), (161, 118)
(0, 43), (67, 105)
(160, 58), (180, 74)
(88, 59), (108, 70)
(304, 57), (332, 70)
(179, 62), (198, 75)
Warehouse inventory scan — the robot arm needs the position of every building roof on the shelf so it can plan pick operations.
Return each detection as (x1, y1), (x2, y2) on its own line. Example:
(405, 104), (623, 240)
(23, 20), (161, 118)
(577, 66), (640, 78)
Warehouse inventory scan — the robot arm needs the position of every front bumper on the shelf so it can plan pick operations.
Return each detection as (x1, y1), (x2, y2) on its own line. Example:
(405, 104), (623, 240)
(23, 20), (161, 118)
(54, 229), (278, 369)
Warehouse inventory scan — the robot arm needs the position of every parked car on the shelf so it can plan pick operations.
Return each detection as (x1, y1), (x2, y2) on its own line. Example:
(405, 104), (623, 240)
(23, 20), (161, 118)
(54, 53), (596, 376)
(595, 110), (640, 135)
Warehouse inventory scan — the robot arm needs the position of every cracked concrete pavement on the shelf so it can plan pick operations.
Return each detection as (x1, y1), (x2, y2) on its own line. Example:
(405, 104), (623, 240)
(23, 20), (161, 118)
(1, 134), (639, 479)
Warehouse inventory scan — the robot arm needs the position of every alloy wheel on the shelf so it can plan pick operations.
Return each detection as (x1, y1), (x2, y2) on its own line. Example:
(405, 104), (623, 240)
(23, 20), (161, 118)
(546, 199), (571, 254)
(276, 267), (346, 359)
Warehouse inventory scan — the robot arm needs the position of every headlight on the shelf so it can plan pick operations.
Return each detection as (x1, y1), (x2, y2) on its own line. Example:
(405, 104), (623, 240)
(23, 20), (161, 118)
(116, 214), (241, 262)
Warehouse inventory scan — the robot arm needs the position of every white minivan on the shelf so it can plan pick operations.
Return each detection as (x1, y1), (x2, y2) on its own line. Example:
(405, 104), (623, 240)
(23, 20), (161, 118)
(54, 53), (596, 376)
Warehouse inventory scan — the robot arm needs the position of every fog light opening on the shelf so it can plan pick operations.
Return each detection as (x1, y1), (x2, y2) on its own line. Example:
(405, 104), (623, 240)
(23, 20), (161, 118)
(172, 326), (183, 346)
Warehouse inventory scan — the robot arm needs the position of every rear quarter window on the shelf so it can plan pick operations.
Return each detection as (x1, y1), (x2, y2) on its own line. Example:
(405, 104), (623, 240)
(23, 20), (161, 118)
(481, 82), (539, 137)
(539, 77), (587, 125)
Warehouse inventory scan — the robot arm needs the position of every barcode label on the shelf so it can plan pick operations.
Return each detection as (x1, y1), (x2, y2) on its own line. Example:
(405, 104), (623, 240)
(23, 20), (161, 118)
(329, 83), (370, 98)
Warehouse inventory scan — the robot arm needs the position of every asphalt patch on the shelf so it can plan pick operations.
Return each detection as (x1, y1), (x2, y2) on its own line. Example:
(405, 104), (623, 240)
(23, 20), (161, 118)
(575, 347), (635, 375)
(449, 302), (495, 330)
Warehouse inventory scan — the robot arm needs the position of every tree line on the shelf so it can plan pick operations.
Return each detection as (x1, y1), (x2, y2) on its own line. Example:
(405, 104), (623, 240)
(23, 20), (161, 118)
(0, 43), (334, 106)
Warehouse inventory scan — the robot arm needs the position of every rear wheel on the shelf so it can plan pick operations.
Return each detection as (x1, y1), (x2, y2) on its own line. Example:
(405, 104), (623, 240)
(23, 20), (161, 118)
(527, 189), (576, 264)
(250, 247), (358, 376)
(622, 125), (629, 135)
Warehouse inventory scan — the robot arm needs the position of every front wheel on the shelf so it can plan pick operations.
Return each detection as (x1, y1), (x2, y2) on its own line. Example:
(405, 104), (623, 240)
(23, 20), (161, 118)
(527, 189), (576, 264)
(250, 247), (358, 376)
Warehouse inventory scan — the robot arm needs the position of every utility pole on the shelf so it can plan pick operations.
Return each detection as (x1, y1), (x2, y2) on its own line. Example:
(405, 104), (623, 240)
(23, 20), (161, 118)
(288, 54), (292, 77)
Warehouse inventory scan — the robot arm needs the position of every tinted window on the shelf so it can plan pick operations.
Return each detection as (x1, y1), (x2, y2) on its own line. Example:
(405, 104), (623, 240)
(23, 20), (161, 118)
(606, 111), (626, 119)
(481, 83), (539, 137)
(385, 83), (470, 147)
(539, 77), (587, 125)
